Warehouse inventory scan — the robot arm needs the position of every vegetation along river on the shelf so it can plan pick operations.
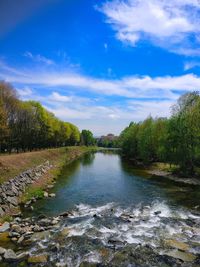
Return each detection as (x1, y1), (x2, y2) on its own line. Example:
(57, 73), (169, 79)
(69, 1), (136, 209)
(4, 151), (200, 266)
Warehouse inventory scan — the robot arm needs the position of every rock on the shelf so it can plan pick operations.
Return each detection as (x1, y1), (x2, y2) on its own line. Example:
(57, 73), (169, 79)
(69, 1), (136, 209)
(33, 225), (42, 232)
(44, 192), (48, 198)
(61, 227), (70, 236)
(164, 250), (196, 262)
(17, 235), (24, 244)
(16, 252), (28, 260)
(28, 254), (48, 263)
(154, 211), (161, 215)
(0, 207), (5, 216)
(0, 255), (2, 262)
(30, 230), (50, 241)
(51, 219), (59, 225)
(59, 211), (70, 217)
(14, 217), (22, 223)
(47, 184), (54, 189)
(49, 193), (56, 198)
(7, 196), (18, 206)
(11, 224), (22, 233)
(0, 222), (10, 233)
(10, 231), (20, 238)
(0, 247), (6, 255)
(165, 239), (190, 251)
(39, 218), (51, 226)
(12, 211), (22, 217)
(4, 249), (17, 261)
(25, 200), (32, 206)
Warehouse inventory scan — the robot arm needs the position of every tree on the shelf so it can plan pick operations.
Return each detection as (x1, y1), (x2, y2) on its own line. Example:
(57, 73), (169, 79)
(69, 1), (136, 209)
(0, 81), (81, 152)
(81, 130), (95, 146)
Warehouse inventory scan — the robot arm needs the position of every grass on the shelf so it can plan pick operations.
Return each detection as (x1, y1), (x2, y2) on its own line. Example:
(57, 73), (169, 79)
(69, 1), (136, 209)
(0, 147), (65, 184)
(0, 146), (97, 184)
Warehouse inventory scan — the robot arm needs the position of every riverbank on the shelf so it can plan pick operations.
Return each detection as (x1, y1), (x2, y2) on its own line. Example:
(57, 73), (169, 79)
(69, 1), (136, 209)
(147, 162), (200, 186)
(0, 146), (98, 220)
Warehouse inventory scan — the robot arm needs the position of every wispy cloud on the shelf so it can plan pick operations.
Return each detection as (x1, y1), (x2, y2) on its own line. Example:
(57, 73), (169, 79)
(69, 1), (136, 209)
(100, 0), (200, 56)
(184, 61), (200, 71)
(24, 51), (54, 65)
(1, 62), (200, 100)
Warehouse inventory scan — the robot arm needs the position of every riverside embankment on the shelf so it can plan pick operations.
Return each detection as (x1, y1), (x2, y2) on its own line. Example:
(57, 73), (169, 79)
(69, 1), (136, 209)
(0, 147), (97, 219)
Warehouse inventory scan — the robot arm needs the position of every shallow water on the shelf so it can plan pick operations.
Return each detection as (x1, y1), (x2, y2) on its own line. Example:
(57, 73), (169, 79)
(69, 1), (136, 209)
(6, 151), (200, 266)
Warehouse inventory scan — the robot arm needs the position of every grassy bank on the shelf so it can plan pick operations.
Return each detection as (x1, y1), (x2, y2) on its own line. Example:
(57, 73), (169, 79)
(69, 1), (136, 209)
(0, 146), (96, 184)
(0, 147), (98, 211)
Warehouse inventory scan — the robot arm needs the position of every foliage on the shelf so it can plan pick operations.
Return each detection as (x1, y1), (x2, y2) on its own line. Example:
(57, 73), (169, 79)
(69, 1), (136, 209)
(119, 92), (200, 176)
(0, 81), (80, 152)
(80, 129), (96, 146)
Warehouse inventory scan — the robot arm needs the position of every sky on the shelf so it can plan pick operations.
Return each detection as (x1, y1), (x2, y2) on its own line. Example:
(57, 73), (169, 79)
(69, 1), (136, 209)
(1, 0), (200, 136)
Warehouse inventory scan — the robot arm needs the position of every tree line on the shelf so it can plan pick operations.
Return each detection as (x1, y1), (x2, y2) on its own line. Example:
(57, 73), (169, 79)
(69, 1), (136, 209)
(0, 81), (80, 153)
(119, 92), (200, 176)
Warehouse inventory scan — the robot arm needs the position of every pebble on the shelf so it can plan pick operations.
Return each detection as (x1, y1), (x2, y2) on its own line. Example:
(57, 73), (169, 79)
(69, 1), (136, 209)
(44, 192), (49, 198)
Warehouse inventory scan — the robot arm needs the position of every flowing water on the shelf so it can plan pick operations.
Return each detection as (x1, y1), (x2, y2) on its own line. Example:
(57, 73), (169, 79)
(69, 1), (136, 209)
(5, 151), (200, 266)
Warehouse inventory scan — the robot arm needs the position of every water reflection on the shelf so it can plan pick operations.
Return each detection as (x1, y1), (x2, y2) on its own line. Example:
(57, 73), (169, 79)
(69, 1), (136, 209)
(80, 152), (95, 166)
(120, 156), (200, 210)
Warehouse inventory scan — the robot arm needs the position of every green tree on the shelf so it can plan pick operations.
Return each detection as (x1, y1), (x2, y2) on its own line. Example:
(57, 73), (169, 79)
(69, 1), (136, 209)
(81, 130), (95, 146)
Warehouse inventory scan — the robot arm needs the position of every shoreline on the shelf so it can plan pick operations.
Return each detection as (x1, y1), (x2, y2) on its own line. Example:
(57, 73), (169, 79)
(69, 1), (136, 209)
(147, 168), (200, 186)
(0, 146), (98, 221)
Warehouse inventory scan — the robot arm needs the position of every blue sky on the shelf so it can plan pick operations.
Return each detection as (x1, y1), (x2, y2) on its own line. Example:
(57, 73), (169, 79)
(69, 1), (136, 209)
(1, 0), (200, 135)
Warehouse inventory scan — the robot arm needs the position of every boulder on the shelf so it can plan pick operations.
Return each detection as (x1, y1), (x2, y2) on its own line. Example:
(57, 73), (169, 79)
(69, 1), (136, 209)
(0, 247), (6, 255)
(4, 249), (17, 261)
(0, 222), (10, 233)
(165, 239), (190, 251)
(49, 193), (56, 198)
(164, 250), (196, 262)
(28, 254), (48, 263)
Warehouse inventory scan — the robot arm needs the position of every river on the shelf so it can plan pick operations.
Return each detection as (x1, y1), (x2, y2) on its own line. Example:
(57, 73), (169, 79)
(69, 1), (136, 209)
(28, 151), (200, 217)
(3, 151), (200, 266)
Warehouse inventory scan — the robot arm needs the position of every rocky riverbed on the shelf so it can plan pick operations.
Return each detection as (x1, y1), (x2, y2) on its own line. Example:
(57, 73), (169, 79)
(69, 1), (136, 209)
(0, 201), (200, 266)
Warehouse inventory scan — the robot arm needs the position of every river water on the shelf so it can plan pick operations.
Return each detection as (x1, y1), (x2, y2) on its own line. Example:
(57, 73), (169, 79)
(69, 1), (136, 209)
(5, 151), (200, 266)
(29, 151), (200, 216)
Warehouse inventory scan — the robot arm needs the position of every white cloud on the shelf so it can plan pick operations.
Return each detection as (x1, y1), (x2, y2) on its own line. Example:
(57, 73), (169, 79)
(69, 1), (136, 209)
(49, 92), (72, 102)
(24, 51), (54, 65)
(1, 62), (200, 100)
(100, 0), (200, 55)
(184, 61), (200, 71)
(17, 86), (33, 97)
